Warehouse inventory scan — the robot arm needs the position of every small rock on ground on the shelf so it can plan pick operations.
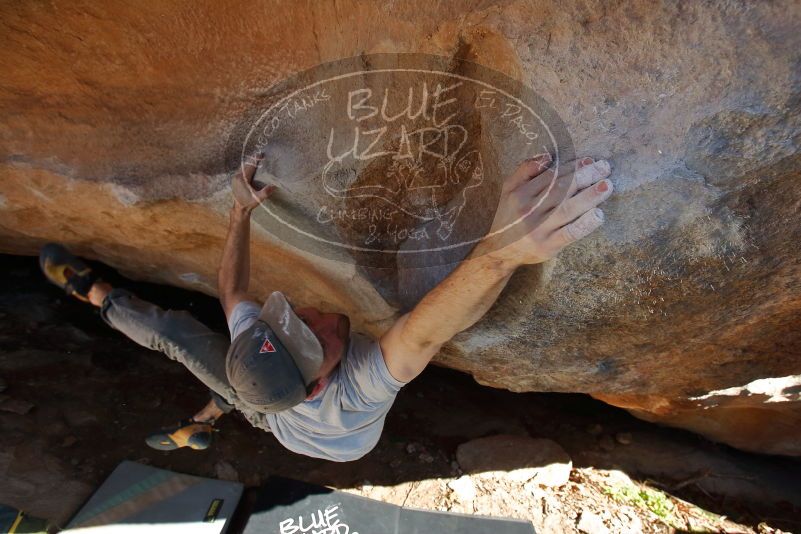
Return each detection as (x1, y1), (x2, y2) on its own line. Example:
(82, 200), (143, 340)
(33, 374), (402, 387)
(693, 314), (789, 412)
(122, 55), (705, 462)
(616, 432), (633, 445)
(599, 435), (616, 452)
(447, 475), (477, 503)
(0, 395), (35, 415)
(586, 424), (603, 436)
(456, 434), (572, 487)
(214, 460), (238, 482)
(577, 510), (610, 534)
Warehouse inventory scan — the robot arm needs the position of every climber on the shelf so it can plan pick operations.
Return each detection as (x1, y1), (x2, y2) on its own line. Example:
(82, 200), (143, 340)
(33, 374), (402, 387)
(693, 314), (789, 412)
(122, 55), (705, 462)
(39, 152), (613, 462)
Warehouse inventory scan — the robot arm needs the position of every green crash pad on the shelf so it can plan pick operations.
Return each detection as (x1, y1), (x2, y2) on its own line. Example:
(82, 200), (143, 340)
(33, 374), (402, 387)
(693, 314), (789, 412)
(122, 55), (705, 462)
(64, 461), (243, 533)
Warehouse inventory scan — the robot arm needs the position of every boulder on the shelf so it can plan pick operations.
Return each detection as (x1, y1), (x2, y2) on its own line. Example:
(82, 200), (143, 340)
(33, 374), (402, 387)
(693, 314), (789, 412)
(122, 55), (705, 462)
(1, 1), (800, 455)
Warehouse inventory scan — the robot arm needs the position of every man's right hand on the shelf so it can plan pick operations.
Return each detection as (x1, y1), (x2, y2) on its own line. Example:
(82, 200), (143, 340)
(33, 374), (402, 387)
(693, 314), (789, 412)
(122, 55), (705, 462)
(232, 152), (276, 212)
(478, 155), (613, 267)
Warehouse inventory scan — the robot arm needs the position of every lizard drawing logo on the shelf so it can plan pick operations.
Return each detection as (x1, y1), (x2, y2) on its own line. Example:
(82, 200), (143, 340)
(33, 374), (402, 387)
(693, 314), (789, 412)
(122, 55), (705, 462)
(235, 53), (573, 267)
(321, 122), (484, 240)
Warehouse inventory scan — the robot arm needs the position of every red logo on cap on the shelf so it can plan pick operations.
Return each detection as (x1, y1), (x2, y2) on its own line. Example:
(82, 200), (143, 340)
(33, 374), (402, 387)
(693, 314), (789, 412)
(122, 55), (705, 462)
(259, 337), (277, 354)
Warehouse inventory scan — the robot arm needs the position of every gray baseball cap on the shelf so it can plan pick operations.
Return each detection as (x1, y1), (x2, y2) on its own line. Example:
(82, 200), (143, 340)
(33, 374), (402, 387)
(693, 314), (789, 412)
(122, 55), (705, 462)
(225, 292), (324, 413)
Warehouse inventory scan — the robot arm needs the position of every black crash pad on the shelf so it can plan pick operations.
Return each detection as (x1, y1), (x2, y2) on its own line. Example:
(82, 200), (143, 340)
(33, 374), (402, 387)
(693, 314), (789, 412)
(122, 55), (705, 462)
(238, 476), (535, 534)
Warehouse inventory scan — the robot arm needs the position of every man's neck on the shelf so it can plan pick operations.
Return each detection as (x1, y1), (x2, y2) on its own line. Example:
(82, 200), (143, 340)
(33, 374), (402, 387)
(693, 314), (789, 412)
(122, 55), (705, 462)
(306, 375), (330, 400)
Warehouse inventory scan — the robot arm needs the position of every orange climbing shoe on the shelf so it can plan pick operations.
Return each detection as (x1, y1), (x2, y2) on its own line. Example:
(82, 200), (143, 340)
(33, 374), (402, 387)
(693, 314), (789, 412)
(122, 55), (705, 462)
(38, 243), (97, 303)
(145, 419), (214, 451)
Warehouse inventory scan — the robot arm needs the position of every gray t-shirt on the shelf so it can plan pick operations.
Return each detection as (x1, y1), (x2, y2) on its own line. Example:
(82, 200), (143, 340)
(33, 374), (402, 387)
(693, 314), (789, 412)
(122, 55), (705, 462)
(227, 301), (407, 462)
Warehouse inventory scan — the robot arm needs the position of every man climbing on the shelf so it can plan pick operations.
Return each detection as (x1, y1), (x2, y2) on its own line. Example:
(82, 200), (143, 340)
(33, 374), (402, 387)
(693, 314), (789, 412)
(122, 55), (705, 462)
(39, 153), (613, 462)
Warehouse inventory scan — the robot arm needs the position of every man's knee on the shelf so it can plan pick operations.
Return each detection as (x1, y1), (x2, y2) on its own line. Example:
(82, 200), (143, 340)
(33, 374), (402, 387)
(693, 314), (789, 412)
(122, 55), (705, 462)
(210, 391), (236, 414)
(101, 290), (218, 354)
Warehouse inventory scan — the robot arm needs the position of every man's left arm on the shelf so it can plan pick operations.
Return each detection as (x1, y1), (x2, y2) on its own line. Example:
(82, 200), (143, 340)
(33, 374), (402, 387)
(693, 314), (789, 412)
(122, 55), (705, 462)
(380, 156), (614, 383)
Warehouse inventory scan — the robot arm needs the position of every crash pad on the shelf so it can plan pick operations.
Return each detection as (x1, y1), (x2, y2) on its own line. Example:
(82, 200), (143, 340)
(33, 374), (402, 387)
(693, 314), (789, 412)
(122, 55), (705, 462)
(0, 505), (48, 534)
(239, 476), (535, 534)
(64, 461), (243, 533)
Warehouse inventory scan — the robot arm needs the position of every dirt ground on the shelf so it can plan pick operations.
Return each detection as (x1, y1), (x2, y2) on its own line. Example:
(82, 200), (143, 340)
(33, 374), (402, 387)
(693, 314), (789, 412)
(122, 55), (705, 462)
(1, 254), (800, 533)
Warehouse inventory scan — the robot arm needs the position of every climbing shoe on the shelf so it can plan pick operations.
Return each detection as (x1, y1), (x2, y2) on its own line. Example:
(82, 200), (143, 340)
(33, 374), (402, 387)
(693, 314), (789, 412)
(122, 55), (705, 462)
(39, 243), (97, 303)
(145, 419), (214, 451)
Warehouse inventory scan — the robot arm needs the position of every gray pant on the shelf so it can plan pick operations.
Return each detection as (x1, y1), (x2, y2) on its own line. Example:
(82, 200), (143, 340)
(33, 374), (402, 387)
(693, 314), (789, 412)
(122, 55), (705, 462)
(99, 288), (238, 415)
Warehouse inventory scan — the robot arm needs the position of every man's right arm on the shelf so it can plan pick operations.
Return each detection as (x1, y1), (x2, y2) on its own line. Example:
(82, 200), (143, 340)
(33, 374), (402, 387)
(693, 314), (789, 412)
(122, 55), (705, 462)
(218, 205), (256, 319)
(217, 152), (276, 320)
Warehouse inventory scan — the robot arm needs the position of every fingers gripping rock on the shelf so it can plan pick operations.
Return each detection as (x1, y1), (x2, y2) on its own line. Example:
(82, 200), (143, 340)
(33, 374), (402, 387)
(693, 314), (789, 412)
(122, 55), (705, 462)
(505, 153), (553, 192)
(575, 160), (611, 190)
(558, 207), (605, 247)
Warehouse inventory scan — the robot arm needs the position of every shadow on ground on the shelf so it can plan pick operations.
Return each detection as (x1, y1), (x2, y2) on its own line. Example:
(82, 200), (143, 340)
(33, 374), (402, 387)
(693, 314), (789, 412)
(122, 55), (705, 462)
(1, 254), (799, 530)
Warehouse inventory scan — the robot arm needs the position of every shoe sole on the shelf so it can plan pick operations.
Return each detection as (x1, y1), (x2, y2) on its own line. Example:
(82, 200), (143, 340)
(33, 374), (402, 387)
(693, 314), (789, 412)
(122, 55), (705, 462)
(39, 243), (93, 302)
(146, 423), (213, 451)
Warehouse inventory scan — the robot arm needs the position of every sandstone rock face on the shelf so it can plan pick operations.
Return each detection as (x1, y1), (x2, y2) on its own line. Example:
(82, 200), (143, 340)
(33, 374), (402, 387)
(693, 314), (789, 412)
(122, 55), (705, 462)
(1, 1), (799, 455)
